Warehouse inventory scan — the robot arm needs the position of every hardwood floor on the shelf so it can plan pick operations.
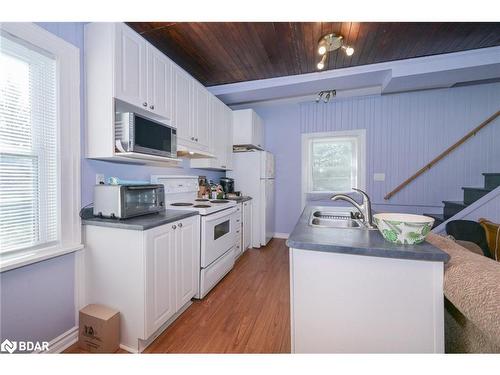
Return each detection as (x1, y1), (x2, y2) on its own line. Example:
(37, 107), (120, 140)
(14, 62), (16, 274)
(65, 238), (291, 354)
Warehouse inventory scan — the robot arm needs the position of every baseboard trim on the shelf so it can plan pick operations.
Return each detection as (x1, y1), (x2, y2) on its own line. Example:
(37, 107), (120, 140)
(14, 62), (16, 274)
(35, 326), (78, 353)
(274, 233), (290, 239)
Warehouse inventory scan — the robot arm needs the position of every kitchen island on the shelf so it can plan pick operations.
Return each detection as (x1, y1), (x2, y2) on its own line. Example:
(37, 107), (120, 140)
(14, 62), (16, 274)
(286, 206), (449, 353)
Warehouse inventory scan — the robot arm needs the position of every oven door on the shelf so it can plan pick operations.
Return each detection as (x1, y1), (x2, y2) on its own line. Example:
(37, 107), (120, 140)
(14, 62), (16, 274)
(122, 185), (164, 218)
(201, 207), (238, 268)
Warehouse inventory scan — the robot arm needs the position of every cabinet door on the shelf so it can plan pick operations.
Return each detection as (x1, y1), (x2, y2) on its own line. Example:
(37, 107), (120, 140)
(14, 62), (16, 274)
(212, 99), (227, 168)
(172, 65), (192, 138)
(253, 112), (264, 149)
(225, 106), (234, 170)
(175, 217), (200, 310)
(193, 84), (210, 151)
(145, 224), (176, 337)
(148, 46), (172, 119)
(243, 201), (252, 250)
(115, 24), (148, 108)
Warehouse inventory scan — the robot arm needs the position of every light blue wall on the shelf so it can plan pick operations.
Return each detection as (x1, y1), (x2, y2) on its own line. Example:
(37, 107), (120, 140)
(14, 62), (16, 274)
(0, 22), (224, 345)
(0, 255), (75, 343)
(256, 82), (500, 234)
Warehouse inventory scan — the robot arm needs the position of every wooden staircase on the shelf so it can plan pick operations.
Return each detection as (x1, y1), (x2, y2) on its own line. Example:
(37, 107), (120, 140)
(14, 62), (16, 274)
(425, 173), (500, 226)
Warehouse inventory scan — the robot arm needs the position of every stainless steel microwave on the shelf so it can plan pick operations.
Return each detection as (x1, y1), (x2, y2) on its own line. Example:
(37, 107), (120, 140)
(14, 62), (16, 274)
(93, 184), (165, 219)
(115, 112), (177, 158)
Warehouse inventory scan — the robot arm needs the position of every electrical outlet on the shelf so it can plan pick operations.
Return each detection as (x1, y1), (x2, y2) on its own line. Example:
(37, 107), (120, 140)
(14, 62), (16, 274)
(95, 174), (105, 185)
(374, 173), (385, 182)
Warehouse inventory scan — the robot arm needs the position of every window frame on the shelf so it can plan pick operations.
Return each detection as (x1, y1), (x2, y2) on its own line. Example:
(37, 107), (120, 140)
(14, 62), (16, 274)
(0, 23), (82, 272)
(301, 129), (366, 208)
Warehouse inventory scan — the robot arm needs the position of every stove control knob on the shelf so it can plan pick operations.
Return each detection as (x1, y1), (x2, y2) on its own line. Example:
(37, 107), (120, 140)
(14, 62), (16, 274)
(172, 225), (177, 230)
(178, 222), (183, 228)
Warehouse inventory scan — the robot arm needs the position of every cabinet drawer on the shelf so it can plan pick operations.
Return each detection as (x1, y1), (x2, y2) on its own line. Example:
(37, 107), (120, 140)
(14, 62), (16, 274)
(199, 247), (235, 298)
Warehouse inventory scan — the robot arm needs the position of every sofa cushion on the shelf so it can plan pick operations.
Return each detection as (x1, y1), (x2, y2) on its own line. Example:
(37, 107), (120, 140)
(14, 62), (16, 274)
(426, 233), (500, 348)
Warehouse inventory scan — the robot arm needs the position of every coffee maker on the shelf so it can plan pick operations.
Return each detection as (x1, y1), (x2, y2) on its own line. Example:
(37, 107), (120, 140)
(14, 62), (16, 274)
(219, 177), (235, 195)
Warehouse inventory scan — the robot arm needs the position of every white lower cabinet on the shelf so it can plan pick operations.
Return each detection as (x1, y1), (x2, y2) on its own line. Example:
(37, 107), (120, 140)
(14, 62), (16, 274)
(175, 218), (199, 310)
(145, 223), (176, 338)
(234, 203), (243, 259)
(84, 215), (200, 353)
(233, 199), (252, 260)
(289, 248), (445, 353)
(243, 200), (252, 251)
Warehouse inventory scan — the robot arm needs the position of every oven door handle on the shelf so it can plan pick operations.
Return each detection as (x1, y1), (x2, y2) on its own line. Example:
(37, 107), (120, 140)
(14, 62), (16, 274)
(203, 206), (238, 222)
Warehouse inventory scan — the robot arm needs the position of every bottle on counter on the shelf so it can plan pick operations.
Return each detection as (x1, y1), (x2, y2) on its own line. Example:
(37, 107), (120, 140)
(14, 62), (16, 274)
(216, 184), (224, 200)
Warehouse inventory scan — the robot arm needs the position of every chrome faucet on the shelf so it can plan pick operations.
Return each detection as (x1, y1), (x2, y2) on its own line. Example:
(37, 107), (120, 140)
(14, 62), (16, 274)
(330, 188), (376, 229)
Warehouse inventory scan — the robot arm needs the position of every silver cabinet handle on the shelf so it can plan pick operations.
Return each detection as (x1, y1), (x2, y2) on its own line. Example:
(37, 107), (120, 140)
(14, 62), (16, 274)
(178, 222), (183, 228)
(172, 225), (177, 230)
(150, 105), (155, 110)
(143, 102), (148, 107)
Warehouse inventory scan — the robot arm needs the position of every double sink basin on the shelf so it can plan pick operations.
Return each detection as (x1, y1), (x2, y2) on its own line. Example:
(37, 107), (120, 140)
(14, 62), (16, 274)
(309, 209), (377, 230)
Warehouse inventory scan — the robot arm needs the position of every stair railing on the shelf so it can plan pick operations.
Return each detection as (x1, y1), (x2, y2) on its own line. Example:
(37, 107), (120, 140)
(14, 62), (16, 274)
(384, 109), (500, 200)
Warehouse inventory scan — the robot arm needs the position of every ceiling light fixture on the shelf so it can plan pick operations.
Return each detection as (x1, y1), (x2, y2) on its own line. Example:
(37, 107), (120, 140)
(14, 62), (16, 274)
(316, 90), (336, 103)
(316, 33), (354, 70)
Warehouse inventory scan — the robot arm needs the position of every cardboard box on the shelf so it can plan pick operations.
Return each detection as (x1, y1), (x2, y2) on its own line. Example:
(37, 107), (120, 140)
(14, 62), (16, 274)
(79, 304), (120, 353)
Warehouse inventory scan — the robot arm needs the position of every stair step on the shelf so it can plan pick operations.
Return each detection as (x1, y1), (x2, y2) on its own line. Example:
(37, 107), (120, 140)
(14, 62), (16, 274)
(424, 213), (445, 228)
(483, 173), (500, 190)
(442, 200), (468, 220)
(462, 187), (493, 205)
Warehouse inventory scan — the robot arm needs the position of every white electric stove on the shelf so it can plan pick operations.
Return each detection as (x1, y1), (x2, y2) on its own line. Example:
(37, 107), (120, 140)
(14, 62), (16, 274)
(151, 175), (239, 299)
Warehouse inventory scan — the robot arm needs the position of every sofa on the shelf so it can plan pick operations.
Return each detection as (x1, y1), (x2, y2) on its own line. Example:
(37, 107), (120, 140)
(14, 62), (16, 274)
(426, 233), (500, 353)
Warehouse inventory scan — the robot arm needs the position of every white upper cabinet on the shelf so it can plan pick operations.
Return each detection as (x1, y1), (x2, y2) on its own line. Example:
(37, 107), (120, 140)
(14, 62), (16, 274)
(232, 109), (264, 150)
(115, 25), (172, 119)
(115, 24), (148, 109)
(225, 105), (234, 170)
(190, 95), (233, 170)
(172, 64), (192, 140)
(85, 22), (232, 166)
(192, 82), (210, 151)
(174, 77), (211, 152)
(147, 46), (172, 120)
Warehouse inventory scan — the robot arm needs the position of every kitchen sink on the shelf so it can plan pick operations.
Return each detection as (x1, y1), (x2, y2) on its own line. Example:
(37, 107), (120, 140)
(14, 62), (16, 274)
(309, 210), (376, 230)
(310, 217), (362, 228)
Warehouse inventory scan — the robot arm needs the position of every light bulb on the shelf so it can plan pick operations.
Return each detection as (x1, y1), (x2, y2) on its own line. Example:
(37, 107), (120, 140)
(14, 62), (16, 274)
(318, 45), (326, 55)
(317, 54), (326, 70)
(189, 151), (195, 155)
(345, 46), (354, 56)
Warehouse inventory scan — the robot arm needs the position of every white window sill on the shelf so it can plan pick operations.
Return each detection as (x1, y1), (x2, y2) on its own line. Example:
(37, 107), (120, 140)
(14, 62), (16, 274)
(0, 243), (84, 273)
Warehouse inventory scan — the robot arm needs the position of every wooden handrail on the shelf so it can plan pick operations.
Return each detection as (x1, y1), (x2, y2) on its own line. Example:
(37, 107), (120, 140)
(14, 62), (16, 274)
(384, 109), (500, 200)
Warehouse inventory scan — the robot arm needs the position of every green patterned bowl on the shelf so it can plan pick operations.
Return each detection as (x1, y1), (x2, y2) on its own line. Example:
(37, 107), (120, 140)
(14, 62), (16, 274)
(373, 213), (434, 245)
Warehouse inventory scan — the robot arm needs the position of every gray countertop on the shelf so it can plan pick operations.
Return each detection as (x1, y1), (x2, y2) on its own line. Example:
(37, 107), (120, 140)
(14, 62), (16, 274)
(226, 196), (252, 203)
(81, 207), (199, 231)
(286, 206), (450, 262)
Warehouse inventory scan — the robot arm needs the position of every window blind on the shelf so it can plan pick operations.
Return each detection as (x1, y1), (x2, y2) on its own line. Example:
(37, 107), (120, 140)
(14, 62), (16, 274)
(0, 32), (58, 254)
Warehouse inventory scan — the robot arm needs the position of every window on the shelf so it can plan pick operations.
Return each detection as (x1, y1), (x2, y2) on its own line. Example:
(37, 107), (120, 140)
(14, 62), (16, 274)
(0, 23), (81, 271)
(0, 33), (58, 253)
(302, 130), (366, 204)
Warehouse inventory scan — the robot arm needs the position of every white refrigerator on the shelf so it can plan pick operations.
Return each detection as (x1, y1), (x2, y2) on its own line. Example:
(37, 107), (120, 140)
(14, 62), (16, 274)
(228, 150), (275, 248)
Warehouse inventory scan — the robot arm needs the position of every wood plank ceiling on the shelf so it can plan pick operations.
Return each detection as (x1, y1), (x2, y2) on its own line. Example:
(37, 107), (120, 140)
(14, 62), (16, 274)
(127, 22), (500, 86)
